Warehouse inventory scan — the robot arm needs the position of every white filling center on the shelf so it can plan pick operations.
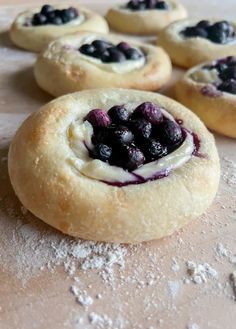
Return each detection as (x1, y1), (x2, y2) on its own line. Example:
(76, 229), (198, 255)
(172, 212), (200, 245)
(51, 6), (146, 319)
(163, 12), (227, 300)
(190, 68), (220, 84)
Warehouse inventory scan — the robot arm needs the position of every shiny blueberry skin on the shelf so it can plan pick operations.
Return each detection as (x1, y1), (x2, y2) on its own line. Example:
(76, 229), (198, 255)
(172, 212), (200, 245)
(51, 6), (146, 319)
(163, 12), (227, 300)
(79, 44), (96, 56)
(159, 119), (183, 146)
(92, 40), (112, 52)
(102, 47), (126, 63)
(129, 119), (152, 140)
(32, 5), (78, 26)
(132, 102), (163, 125)
(141, 139), (167, 161)
(124, 48), (143, 60)
(108, 105), (129, 123)
(107, 126), (134, 146)
(114, 145), (145, 171)
(91, 144), (112, 162)
(85, 109), (111, 128)
(218, 79), (236, 94)
(117, 42), (131, 51)
(219, 66), (236, 80)
(155, 1), (168, 9)
(41, 4), (54, 15)
(197, 20), (210, 29)
(32, 13), (47, 25)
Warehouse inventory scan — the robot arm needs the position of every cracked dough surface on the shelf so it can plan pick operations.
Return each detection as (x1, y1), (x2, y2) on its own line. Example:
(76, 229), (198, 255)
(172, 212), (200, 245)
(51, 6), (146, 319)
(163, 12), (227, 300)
(34, 31), (172, 96)
(158, 18), (236, 68)
(8, 89), (220, 243)
(10, 5), (109, 52)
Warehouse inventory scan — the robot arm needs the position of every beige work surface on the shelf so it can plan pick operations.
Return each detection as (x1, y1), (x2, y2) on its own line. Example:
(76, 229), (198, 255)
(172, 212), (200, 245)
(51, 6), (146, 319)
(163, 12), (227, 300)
(0, 1), (236, 329)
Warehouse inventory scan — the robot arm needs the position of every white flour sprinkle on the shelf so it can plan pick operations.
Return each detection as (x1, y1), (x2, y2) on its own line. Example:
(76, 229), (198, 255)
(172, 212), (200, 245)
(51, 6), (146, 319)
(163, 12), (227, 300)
(187, 324), (199, 329)
(186, 261), (218, 284)
(167, 280), (180, 299)
(88, 312), (113, 329)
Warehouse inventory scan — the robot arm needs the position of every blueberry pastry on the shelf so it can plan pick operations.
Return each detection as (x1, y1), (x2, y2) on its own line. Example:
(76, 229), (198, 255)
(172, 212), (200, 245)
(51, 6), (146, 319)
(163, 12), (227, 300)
(175, 56), (236, 138)
(8, 89), (220, 243)
(10, 4), (109, 52)
(106, 0), (187, 35)
(34, 32), (172, 96)
(158, 19), (236, 68)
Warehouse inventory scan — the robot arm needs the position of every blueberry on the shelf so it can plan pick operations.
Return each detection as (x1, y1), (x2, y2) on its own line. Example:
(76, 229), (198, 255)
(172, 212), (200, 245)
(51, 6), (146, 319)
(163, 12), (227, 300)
(46, 11), (56, 21)
(32, 13), (47, 26)
(195, 27), (208, 38)
(141, 139), (167, 161)
(127, 0), (145, 11)
(92, 40), (112, 52)
(117, 42), (131, 52)
(79, 44), (96, 56)
(91, 144), (112, 162)
(124, 48), (143, 60)
(219, 66), (236, 80)
(218, 80), (236, 94)
(158, 120), (183, 146)
(101, 47), (126, 63)
(85, 109), (111, 127)
(108, 126), (134, 146)
(67, 7), (79, 20)
(50, 16), (63, 25)
(183, 27), (199, 38)
(215, 62), (228, 73)
(129, 119), (152, 140)
(114, 145), (145, 171)
(41, 4), (54, 15)
(146, 0), (156, 9)
(132, 102), (163, 125)
(108, 105), (129, 123)
(155, 1), (168, 9)
(60, 9), (70, 23)
(207, 26), (227, 43)
(197, 20), (210, 29)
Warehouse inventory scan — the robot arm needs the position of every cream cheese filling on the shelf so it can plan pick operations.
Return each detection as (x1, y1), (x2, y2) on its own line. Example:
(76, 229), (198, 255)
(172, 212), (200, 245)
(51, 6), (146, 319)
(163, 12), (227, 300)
(67, 105), (194, 185)
(77, 36), (146, 74)
(190, 68), (220, 84)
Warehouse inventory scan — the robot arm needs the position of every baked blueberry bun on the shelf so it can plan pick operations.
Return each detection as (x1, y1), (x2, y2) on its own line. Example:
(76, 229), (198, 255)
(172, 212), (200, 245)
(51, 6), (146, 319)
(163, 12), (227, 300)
(34, 32), (172, 96)
(10, 4), (109, 52)
(158, 19), (236, 68)
(8, 89), (220, 243)
(175, 56), (236, 138)
(106, 0), (187, 35)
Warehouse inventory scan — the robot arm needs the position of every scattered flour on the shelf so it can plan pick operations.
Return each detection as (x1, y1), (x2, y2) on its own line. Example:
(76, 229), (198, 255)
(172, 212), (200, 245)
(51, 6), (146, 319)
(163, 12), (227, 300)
(186, 261), (218, 284)
(167, 280), (180, 299)
(187, 324), (199, 329)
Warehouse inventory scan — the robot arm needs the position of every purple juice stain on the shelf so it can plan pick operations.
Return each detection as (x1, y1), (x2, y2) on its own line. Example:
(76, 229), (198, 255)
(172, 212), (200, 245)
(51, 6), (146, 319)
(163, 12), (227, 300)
(201, 85), (222, 98)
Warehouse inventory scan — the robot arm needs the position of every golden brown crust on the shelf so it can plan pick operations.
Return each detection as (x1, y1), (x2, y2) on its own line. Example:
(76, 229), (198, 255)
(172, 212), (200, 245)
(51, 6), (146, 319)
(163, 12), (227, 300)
(175, 63), (236, 138)
(105, 0), (187, 35)
(8, 89), (220, 243)
(34, 31), (172, 96)
(10, 5), (109, 52)
(158, 18), (236, 68)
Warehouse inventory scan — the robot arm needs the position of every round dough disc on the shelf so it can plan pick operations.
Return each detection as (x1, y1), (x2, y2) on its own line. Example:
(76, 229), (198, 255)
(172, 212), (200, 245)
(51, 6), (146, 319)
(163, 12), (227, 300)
(8, 89), (220, 243)
(34, 31), (172, 97)
(106, 0), (187, 35)
(175, 58), (236, 138)
(10, 5), (109, 52)
(158, 18), (236, 68)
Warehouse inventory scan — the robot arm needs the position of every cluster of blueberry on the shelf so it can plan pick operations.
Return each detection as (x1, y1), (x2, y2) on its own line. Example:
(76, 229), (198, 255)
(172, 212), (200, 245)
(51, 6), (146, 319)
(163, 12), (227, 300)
(182, 20), (235, 44)
(205, 57), (236, 94)
(31, 5), (79, 26)
(84, 102), (183, 171)
(127, 0), (168, 11)
(79, 40), (144, 64)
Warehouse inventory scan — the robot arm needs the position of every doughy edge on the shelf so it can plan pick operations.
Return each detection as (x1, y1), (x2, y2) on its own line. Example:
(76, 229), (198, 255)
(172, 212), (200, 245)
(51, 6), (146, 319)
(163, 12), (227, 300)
(10, 5), (109, 52)
(105, 0), (187, 35)
(175, 61), (236, 138)
(8, 89), (220, 243)
(158, 18), (236, 68)
(34, 31), (172, 96)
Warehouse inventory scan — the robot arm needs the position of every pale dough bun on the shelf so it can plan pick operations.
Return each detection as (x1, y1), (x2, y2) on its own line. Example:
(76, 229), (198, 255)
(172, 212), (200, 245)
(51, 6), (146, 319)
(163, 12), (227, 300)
(8, 89), (220, 243)
(34, 31), (172, 97)
(105, 0), (187, 35)
(10, 5), (109, 52)
(175, 61), (236, 138)
(158, 18), (236, 68)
